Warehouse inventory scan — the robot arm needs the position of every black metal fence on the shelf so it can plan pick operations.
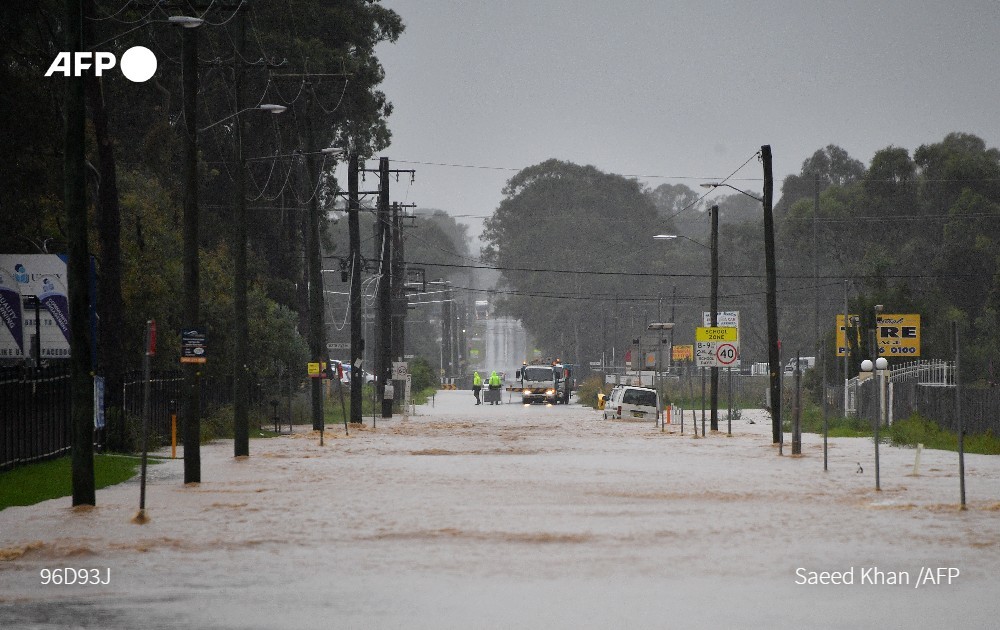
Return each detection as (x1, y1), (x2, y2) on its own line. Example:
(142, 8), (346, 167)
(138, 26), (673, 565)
(889, 382), (1000, 435)
(122, 370), (184, 446)
(1, 364), (72, 471)
(829, 379), (1000, 436)
(1, 366), (249, 471)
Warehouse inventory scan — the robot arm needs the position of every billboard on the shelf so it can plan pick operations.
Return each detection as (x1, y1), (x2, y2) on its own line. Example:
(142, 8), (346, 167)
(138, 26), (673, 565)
(835, 313), (921, 357)
(672, 344), (694, 361)
(877, 314), (920, 357)
(0, 255), (73, 360)
(835, 314), (859, 357)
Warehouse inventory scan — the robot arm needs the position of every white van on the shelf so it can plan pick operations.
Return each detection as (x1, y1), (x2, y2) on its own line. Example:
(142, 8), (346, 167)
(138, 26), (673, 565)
(603, 385), (659, 421)
(784, 356), (816, 373)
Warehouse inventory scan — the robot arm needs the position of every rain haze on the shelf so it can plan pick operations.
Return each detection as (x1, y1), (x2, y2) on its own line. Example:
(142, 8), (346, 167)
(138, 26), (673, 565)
(4, 1), (1000, 628)
(375, 0), (1000, 233)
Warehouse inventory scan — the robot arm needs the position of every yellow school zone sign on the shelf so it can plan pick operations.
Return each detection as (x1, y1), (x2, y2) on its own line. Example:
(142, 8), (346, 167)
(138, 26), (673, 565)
(695, 327), (738, 342)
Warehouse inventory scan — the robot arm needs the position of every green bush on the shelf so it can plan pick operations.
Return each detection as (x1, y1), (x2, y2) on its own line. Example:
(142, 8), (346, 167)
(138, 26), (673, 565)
(964, 431), (1000, 455)
(885, 415), (952, 450)
(201, 405), (235, 443)
(785, 401), (872, 437)
(883, 414), (1000, 454)
(121, 411), (165, 454)
(200, 404), (270, 442)
(409, 356), (437, 392)
(576, 376), (607, 409)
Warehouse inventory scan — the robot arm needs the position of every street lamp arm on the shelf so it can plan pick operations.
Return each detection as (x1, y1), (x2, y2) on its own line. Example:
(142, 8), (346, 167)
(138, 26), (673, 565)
(246, 147), (344, 162)
(700, 182), (763, 203)
(653, 234), (710, 249)
(199, 104), (286, 133)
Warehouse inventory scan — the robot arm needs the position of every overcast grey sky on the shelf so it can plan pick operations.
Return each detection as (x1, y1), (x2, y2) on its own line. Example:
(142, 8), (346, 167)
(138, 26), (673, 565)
(374, 1), (1000, 232)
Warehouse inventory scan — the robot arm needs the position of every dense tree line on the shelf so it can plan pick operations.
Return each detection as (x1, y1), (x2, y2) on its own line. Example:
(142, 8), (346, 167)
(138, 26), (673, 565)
(0, 1), (403, 448)
(484, 135), (1000, 385)
(778, 133), (1000, 383)
(483, 159), (677, 367)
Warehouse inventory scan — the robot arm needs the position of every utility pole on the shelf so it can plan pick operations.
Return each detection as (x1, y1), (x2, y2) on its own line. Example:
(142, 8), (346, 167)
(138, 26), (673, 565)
(457, 306), (466, 376)
(815, 172), (827, 469)
(232, 7), (249, 457)
(762, 145), (781, 445)
(390, 202), (416, 404)
(66, 0), (95, 505)
(181, 21), (201, 483)
(670, 286), (676, 374)
(710, 204), (719, 432)
(376, 157), (392, 417)
(391, 202), (404, 373)
(305, 86), (326, 431)
(954, 321), (966, 509)
(361, 159), (415, 415)
(442, 283), (453, 380)
(347, 153), (363, 424)
(268, 70), (349, 430)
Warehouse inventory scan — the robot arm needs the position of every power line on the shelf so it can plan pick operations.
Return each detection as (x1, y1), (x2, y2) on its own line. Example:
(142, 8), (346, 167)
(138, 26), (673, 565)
(406, 260), (985, 281)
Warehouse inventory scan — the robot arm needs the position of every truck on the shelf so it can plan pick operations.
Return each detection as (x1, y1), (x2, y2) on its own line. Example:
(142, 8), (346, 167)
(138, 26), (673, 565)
(515, 361), (573, 404)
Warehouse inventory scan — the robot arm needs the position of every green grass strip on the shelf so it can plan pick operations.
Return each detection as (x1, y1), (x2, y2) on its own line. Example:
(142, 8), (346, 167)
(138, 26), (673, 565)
(0, 454), (147, 511)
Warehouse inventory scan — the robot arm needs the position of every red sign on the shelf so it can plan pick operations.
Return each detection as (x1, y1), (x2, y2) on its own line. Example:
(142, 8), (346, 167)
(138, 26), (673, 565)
(146, 319), (157, 356)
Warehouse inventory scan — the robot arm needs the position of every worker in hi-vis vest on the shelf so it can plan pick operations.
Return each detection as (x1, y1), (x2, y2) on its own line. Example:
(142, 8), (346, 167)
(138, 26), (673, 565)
(472, 371), (483, 405)
(488, 371), (501, 405)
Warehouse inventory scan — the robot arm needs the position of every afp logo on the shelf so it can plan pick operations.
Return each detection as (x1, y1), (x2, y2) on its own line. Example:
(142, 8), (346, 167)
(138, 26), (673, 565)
(45, 46), (157, 83)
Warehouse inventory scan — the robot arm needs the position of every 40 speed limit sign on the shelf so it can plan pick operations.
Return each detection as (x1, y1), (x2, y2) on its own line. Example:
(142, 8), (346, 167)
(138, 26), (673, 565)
(695, 340), (740, 368)
(716, 343), (738, 366)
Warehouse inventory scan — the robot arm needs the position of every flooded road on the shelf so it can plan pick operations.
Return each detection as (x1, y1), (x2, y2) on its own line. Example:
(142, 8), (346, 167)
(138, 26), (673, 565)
(2, 390), (999, 628)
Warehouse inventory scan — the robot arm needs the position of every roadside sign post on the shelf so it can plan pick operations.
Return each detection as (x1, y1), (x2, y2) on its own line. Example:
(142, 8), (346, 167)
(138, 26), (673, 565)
(696, 325), (739, 435)
(136, 319), (155, 524)
(180, 327), (207, 364)
(404, 374), (412, 421)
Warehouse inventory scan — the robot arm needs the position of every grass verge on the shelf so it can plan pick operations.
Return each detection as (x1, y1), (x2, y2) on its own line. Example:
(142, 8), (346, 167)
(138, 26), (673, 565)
(0, 454), (147, 511)
(789, 404), (1000, 455)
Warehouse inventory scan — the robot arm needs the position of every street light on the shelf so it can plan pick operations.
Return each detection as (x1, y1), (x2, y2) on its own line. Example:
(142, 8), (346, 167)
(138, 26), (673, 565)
(647, 322), (674, 422)
(860, 355), (888, 491)
(656, 204), (721, 432)
(200, 104), (287, 132)
(167, 15), (204, 28)
(703, 146), (780, 445)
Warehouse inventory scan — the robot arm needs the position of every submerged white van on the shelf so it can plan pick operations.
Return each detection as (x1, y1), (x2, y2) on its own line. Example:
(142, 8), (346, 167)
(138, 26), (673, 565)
(603, 385), (659, 421)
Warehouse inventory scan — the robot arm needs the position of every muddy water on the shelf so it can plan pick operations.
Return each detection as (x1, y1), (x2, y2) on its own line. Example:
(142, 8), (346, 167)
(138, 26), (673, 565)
(2, 391), (998, 628)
